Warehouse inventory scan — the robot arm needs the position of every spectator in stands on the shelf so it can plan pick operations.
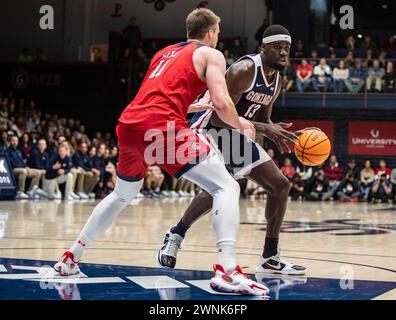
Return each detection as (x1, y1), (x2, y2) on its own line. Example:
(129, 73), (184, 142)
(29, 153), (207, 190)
(17, 48), (33, 63)
(72, 141), (100, 199)
(345, 50), (354, 68)
(267, 148), (278, 167)
(146, 40), (158, 60)
(336, 173), (360, 203)
(322, 154), (344, 200)
(289, 174), (304, 201)
(122, 17), (142, 56)
(293, 40), (305, 59)
(345, 58), (365, 93)
(33, 48), (47, 64)
(281, 158), (296, 181)
(305, 170), (329, 201)
(44, 145), (74, 200)
(312, 58), (332, 92)
(28, 138), (48, 177)
(144, 165), (165, 197)
(19, 133), (32, 160)
(384, 35), (396, 52)
(296, 165), (313, 184)
(223, 49), (235, 68)
(384, 61), (396, 93)
(366, 60), (385, 92)
(0, 131), (9, 150)
(360, 35), (378, 51)
(360, 160), (375, 201)
(282, 60), (296, 91)
(378, 50), (387, 68)
(364, 49), (374, 68)
(229, 37), (245, 60)
(345, 36), (356, 51)
(295, 59), (314, 92)
(344, 159), (359, 179)
(391, 167), (396, 203)
(332, 60), (349, 92)
(370, 173), (393, 203)
(6, 135), (42, 199)
(307, 49), (319, 66)
(328, 51), (337, 69)
(375, 159), (391, 180)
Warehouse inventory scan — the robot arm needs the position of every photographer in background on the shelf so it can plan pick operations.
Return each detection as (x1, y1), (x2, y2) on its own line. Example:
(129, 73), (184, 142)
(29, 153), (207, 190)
(369, 173), (393, 203)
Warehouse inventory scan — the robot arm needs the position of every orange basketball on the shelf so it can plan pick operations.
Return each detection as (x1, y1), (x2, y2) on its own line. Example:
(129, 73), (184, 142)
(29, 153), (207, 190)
(294, 129), (331, 166)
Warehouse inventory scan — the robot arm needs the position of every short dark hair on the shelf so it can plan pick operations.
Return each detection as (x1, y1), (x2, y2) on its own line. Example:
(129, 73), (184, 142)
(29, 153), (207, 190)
(186, 8), (220, 39)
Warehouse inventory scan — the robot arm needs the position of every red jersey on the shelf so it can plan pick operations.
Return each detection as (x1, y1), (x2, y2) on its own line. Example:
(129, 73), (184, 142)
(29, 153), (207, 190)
(119, 41), (207, 131)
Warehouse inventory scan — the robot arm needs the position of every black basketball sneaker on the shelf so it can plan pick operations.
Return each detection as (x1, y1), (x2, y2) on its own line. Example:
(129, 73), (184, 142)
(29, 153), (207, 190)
(157, 228), (183, 269)
(256, 248), (306, 275)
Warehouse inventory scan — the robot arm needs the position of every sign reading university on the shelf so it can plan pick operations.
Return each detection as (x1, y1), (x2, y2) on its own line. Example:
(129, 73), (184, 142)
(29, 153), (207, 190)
(348, 121), (396, 155)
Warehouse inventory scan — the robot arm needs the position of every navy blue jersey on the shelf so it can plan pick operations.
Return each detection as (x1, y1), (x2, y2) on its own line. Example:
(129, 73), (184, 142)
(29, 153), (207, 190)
(191, 54), (280, 131)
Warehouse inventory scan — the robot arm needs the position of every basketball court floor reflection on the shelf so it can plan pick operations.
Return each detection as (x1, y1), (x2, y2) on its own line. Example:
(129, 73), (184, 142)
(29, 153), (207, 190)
(0, 199), (395, 300)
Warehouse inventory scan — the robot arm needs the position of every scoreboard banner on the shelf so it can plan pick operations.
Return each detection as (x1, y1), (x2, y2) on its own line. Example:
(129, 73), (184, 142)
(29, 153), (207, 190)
(348, 121), (396, 156)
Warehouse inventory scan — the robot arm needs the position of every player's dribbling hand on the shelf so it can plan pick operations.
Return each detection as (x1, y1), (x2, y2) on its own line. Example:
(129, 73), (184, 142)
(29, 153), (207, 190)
(238, 116), (256, 140)
(295, 127), (322, 136)
(264, 122), (299, 154)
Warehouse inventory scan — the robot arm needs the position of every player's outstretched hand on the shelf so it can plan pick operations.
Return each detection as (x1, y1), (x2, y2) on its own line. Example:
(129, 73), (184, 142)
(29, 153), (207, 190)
(295, 127), (322, 136)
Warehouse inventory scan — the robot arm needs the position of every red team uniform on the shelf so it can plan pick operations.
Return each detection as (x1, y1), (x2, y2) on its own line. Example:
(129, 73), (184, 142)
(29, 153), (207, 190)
(117, 42), (211, 180)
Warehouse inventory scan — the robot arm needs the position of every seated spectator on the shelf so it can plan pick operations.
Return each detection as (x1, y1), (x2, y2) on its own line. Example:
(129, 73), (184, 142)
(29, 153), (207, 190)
(6, 135), (42, 199)
(375, 159), (391, 180)
(98, 161), (118, 199)
(223, 49), (235, 68)
(0, 131), (9, 150)
(19, 133), (32, 160)
(384, 61), (396, 93)
(296, 165), (313, 185)
(364, 49), (374, 68)
(322, 154), (344, 200)
(345, 36), (356, 51)
(336, 173), (360, 203)
(144, 165), (165, 197)
(28, 138), (49, 177)
(344, 159), (359, 179)
(44, 145), (74, 200)
(328, 51), (337, 69)
(345, 58), (365, 93)
(282, 60), (296, 91)
(360, 35), (378, 51)
(267, 148), (279, 167)
(384, 35), (396, 52)
(391, 167), (396, 203)
(305, 170), (329, 201)
(289, 174), (304, 201)
(369, 173), (393, 203)
(312, 58), (332, 92)
(293, 40), (306, 59)
(332, 60), (349, 92)
(307, 49), (319, 66)
(366, 59), (385, 92)
(280, 158), (296, 181)
(295, 59), (314, 92)
(229, 37), (244, 60)
(360, 160), (375, 201)
(344, 50), (354, 68)
(72, 141), (100, 199)
(378, 50), (387, 68)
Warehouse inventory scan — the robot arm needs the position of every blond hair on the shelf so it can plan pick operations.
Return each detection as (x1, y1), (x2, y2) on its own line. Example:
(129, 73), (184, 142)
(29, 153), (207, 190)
(186, 8), (221, 39)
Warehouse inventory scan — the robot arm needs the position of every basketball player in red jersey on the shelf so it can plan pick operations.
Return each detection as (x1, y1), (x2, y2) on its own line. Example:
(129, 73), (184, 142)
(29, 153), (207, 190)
(158, 25), (309, 276)
(54, 8), (268, 296)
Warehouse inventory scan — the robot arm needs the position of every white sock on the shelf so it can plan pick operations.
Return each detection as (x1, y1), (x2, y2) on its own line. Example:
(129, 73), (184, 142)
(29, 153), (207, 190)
(68, 177), (143, 261)
(218, 244), (236, 273)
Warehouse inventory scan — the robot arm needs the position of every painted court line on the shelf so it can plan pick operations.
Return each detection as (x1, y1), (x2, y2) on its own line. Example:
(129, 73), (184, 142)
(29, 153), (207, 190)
(127, 276), (189, 289)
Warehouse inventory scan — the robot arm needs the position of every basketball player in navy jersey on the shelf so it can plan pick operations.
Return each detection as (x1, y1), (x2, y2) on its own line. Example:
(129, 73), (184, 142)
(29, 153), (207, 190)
(159, 25), (308, 275)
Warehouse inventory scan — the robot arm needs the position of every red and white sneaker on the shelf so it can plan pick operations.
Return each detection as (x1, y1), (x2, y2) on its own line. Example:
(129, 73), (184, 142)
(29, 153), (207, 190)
(209, 264), (269, 296)
(54, 251), (81, 276)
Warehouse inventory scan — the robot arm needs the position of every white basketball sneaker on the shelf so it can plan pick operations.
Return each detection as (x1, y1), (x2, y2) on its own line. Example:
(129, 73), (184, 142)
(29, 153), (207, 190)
(210, 264), (269, 296)
(54, 251), (81, 276)
(256, 249), (306, 275)
(157, 228), (183, 269)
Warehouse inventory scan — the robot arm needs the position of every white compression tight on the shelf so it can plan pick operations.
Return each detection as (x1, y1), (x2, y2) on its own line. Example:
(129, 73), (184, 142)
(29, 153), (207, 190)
(182, 153), (240, 271)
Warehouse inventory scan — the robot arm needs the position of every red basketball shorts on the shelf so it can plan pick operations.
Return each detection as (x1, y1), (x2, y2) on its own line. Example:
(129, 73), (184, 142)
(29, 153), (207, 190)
(116, 123), (212, 181)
